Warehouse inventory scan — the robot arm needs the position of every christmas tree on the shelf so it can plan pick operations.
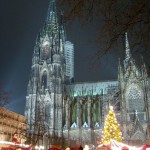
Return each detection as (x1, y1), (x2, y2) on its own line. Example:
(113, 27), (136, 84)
(101, 106), (122, 145)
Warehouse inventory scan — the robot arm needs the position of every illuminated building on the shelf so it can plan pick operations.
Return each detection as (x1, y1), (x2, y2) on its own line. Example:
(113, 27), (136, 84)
(25, 0), (150, 147)
(64, 41), (74, 82)
(0, 107), (26, 143)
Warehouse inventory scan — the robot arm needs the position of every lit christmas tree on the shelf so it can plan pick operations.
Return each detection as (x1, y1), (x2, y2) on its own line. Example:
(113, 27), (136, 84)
(101, 106), (122, 145)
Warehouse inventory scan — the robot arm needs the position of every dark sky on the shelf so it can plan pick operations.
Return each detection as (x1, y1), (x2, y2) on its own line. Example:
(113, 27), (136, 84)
(0, 0), (118, 115)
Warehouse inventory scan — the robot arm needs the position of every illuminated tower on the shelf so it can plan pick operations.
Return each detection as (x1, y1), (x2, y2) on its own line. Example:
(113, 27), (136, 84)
(64, 41), (74, 82)
(25, 0), (66, 146)
(118, 32), (150, 145)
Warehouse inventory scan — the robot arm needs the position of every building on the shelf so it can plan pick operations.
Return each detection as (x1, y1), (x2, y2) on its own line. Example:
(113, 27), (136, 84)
(64, 41), (74, 82)
(25, 0), (150, 147)
(25, 0), (66, 147)
(0, 107), (26, 143)
(117, 34), (150, 146)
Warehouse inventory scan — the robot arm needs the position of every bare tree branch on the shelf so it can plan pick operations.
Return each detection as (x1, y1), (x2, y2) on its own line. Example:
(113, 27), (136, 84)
(59, 0), (150, 61)
(0, 86), (10, 107)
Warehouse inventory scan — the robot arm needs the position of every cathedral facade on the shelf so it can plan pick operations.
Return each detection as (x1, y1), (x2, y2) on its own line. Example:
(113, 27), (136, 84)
(25, 0), (150, 148)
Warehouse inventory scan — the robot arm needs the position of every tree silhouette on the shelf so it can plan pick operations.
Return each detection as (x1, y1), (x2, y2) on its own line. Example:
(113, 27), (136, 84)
(59, 0), (150, 66)
(0, 86), (10, 107)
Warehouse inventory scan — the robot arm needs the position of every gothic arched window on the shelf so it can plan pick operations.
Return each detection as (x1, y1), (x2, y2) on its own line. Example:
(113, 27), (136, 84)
(93, 100), (100, 123)
(126, 84), (144, 112)
(71, 101), (77, 124)
(82, 101), (88, 124)
(41, 71), (47, 89)
(42, 41), (50, 60)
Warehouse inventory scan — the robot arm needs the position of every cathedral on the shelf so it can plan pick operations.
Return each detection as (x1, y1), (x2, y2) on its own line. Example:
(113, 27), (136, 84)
(25, 0), (150, 148)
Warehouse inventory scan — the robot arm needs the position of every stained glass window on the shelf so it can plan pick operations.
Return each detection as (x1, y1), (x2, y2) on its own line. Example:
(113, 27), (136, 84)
(126, 84), (144, 112)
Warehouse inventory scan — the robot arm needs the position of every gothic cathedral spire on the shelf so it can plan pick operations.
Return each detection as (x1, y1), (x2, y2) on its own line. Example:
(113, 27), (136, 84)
(124, 32), (131, 70)
(25, 0), (66, 147)
(45, 0), (58, 33)
(46, 0), (57, 23)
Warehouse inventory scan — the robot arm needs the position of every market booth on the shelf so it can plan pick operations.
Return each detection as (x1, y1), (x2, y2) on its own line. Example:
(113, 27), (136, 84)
(70, 146), (80, 150)
(140, 144), (150, 150)
(48, 145), (62, 150)
(0, 141), (30, 150)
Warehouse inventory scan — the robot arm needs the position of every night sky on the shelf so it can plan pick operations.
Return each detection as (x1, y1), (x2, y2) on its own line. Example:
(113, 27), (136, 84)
(0, 0), (118, 115)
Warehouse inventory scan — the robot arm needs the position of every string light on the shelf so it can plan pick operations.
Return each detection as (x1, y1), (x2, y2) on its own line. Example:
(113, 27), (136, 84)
(101, 106), (122, 145)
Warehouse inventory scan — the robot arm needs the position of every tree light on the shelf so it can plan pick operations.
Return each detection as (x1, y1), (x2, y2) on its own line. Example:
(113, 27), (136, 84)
(101, 106), (122, 145)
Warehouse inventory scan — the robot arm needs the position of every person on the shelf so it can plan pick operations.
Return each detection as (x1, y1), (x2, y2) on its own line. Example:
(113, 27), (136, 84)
(79, 145), (83, 150)
(12, 131), (20, 144)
